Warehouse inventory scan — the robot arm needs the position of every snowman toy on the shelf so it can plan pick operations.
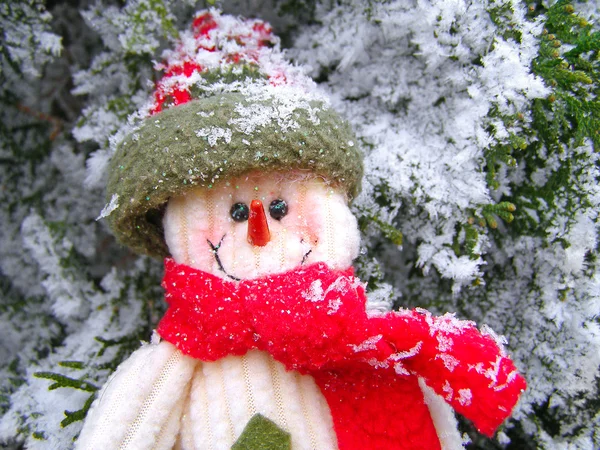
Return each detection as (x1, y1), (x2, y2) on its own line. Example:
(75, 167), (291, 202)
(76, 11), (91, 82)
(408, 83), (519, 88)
(78, 10), (526, 450)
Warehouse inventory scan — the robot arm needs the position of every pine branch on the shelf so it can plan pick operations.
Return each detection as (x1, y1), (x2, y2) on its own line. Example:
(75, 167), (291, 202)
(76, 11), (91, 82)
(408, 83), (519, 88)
(61, 394), (96, 428)
(33, 372), (98, 393)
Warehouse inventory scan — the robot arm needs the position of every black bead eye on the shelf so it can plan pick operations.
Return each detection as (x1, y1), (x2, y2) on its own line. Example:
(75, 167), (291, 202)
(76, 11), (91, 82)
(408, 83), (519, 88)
(230, 202), (249, 222)
(269, 199), (288, 220)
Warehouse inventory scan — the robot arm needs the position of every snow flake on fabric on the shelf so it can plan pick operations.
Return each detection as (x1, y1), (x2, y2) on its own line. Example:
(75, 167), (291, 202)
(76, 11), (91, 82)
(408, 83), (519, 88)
(436, 353), (459, 372)
(393, 362), (410, 376)
(436, 334), (454, 352)
(389, 341), (423, 376)
(302, 279), (324, 302)
(327, 297), (342, 315)
(351, 335), (383, 352)
(442, 380), (453, 402)
(195, 126), (232, 146)
(389, 341), (423, 361)
(96, 194), (119, 220)
(418, 309), (478, 337)
(458, 388), (473, 406)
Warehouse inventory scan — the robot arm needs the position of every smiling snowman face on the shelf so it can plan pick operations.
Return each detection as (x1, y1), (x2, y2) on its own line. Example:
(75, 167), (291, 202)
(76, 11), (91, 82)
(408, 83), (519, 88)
(163, 171), (361, 280)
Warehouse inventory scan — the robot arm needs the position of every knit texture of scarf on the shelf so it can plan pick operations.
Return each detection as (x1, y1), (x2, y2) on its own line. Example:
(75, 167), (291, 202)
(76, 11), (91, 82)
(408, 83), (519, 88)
(157, 258), (526, 450)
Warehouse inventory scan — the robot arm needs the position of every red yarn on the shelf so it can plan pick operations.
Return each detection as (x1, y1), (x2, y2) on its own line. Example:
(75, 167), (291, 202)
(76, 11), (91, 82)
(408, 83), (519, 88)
(252, 22), (273, 47)
(314, 370), (441, 450)
(164, 61), (203, 78)
(158, 259), (526, 448)
(148, 13), (280, 115)
(192, 12), (217, 38)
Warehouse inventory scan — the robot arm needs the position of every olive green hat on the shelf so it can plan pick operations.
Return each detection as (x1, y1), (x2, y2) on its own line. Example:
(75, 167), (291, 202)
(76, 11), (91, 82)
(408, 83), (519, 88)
(104, 10), (363, 258)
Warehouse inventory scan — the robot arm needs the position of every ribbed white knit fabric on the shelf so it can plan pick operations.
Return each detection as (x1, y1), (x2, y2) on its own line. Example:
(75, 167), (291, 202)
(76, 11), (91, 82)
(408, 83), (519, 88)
(180, 350), (338, 450)
(76, 341), (197, 450)
(77, 342), (338, 450)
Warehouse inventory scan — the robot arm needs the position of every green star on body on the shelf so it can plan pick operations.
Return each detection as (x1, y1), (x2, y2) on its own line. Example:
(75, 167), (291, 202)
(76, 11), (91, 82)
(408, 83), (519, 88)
(231, 414), (291, 450)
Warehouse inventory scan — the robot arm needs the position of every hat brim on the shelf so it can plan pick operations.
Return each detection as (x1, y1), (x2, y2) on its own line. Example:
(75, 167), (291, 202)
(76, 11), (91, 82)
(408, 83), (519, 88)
(106, 93), (362, 258)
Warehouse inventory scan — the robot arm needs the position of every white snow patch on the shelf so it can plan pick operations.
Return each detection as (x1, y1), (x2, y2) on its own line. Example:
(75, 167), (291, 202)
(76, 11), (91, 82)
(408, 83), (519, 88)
(563, 214), (597, 275)
(302, 279), (324, 302)
(480, 324), (508, 356)
(437, 353), (459, 372)
(196, 111), (215, 118)
(351, 334), (383, 352)
(366, 282), (394, 314)
(96, 194), (119, 220)
(457, 388), (472, 406)
(442, 380), (453, 402)
(227, 82), (325, 135)
(497, 431), (511, 446)
(195, 127), (232, 146)
(84, 149), (111, 188)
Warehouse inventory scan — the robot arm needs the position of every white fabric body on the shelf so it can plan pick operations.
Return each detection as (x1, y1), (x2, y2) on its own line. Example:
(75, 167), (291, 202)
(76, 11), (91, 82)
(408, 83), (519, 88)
(78, 173), (463, 449)
(76, 341), (196, 450)
(179, 350), (338, 450)
(76, 342), (338, 450)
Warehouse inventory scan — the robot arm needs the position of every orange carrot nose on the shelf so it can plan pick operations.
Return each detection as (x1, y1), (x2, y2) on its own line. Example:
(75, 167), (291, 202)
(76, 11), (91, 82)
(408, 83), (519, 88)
(248, 199), (271, 246)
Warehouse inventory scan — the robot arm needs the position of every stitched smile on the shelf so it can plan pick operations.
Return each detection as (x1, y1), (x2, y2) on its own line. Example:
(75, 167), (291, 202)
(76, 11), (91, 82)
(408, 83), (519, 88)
(207, 235), (313, 281)
(207, 236), (240, 281)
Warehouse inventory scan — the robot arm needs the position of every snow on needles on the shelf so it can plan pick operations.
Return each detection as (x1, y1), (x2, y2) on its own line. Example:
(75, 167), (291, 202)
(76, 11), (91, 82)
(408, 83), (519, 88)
(293, 0), (549, 289)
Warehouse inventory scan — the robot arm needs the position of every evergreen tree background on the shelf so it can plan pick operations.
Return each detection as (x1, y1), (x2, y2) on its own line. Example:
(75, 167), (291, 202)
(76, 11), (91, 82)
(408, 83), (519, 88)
(0, 0), (598, 448)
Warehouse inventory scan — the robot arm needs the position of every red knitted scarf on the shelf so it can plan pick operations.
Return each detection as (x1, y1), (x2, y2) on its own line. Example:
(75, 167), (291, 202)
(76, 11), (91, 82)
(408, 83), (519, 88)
(158, 258), (526, 450)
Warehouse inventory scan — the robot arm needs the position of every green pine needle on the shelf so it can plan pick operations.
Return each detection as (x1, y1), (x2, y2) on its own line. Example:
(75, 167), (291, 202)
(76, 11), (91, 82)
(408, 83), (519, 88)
(57, 361), (85, 370)
(61, 394), (96, 428)
(33, 372), (98, 393)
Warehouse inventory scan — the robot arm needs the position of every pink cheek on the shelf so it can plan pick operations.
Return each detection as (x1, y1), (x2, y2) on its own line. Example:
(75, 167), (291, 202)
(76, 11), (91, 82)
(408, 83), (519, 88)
(298, 209), (323, 245)
(196, 218), (231, 247)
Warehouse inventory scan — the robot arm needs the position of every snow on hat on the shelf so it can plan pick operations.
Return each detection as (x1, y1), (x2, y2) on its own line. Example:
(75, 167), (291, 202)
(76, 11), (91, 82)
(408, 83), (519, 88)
(106, 9), (362, 258)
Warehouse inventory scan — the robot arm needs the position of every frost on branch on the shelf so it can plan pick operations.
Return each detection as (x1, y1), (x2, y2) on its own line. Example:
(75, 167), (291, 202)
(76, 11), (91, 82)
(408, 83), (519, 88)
(292, 0), (549, 290)
(73, 0), (180, 189)
(1, 1), (599, 449)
